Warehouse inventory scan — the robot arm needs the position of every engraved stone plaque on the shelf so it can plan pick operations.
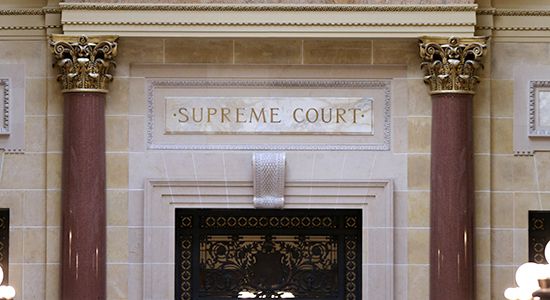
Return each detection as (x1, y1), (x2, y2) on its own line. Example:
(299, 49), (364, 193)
(165, 97), (373, 135)
(137, 64), (401, 151)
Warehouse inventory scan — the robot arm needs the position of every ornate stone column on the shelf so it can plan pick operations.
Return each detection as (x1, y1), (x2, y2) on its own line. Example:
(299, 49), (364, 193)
(50, 34), (118, 300)
(419, 36), (487, 300)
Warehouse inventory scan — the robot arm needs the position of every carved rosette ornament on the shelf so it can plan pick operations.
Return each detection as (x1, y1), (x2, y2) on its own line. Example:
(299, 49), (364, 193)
(50, 34), (118, 93)
(419, 36), (488, 94)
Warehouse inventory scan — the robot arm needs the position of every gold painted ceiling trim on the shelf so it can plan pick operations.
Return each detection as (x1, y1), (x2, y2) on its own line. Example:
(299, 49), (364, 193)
(477, 9), (550, 16)
(60, 3), (477, 12)
(477, 26), (550, 31)
(0, 25), (61, 30)
(0, 9), (45, 15)
(63, 21), (475, 27)
(0, 8), (61, 15)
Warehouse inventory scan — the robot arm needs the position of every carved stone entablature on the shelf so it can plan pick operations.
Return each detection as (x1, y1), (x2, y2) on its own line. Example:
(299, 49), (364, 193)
(50, 34), (118, 93)
(419, 36), (488, 95)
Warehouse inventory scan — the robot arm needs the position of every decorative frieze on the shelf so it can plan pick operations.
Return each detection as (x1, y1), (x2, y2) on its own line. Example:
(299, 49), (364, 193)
(61, 3), (477, 12)
(50, 34), (118, 93)
(419, 36), (488, 95)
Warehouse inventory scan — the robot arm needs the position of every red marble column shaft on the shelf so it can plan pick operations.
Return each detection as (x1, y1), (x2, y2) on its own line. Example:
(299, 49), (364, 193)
(430, 93), (475, 300)
(61, 92), (106, 300)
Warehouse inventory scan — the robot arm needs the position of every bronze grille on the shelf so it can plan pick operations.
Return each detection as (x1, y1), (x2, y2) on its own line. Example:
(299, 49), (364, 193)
(176, 209), (361, 300)
(530, 211), (550, 263)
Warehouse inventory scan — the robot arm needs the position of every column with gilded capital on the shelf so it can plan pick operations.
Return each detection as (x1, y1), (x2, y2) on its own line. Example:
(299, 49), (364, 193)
(50, 34), (118, 300)
(419, 36), (488, 300)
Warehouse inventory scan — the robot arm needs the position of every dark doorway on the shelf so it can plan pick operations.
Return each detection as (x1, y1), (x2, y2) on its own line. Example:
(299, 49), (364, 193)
(175, 209), (362, 300)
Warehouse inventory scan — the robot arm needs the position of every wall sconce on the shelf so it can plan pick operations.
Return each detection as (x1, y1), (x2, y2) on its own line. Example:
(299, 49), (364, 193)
(506, 241), (550, 300)
(0, 266), (15, 300)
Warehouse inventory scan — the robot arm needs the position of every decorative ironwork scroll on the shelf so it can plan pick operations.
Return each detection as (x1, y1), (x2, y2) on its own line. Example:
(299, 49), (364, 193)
(529, 211), (550, 264)
(176, 209), (361, 300)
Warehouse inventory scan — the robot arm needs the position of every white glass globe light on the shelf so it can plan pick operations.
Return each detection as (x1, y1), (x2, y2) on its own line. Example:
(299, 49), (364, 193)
(0, 265), (4, 286)
(0, 285), (8, 298)
(537, 263), (550, 280)
(504, 287), (534, 300)
(516, 262), (543, 290)
(4, 286), (15, 299)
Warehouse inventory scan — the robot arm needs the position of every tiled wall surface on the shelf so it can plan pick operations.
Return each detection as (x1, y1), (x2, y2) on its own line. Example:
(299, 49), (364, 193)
(0, 36), (547, 300)
(0, 40), (49, 299)
(489, 42), (550, 300)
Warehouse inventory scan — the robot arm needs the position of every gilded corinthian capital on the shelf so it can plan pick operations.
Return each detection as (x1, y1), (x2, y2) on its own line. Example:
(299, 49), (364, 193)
(419, 36), (488, 95)
(50, 34), (118, 93)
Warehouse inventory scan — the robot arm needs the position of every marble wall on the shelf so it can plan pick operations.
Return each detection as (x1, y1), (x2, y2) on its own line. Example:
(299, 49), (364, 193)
(489, 42), (550, 300)
(0, 34), (548, 300)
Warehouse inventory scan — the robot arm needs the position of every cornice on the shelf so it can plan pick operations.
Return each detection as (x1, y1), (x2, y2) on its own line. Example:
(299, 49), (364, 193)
(62, 21), (475, 27)
(61, 3), (476, 38)
(60, 3), (477, 12)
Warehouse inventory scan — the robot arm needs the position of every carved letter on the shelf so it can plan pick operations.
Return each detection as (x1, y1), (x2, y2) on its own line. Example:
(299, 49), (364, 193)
(178, 108), (189, 123)
(293, 108), (304, 123)
(349, 108), (361, 124)
(236, 108), (246, 123)
(270, 108), (281, 123)
(192, 108), (203, 123)
(250, 108), (267, 123)
(321, 108), (332, 123)
(306, 108), (319, 123)
(336, 108), (347, 123)
(207, 108), (217, 123)
(221, 108), (231, 123)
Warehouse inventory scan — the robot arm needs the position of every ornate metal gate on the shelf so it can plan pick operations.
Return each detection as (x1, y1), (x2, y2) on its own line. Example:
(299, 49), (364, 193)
(175, 209), (362, 300)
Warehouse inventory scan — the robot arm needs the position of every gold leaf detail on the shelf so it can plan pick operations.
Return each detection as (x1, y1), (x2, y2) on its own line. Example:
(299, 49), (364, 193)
(50, 34), (118, 93)
(419, 36), (488, 95)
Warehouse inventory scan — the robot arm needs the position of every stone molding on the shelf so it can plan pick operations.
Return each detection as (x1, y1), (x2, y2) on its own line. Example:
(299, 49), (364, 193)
(529, 81), (550, 137)
(477, 9), (550, 16)
(60, 3), (476, 38)
(475, 8), (550, 42)
(50, 34), (118, 93)
(61, 3), (477, 12)
(0, 79), (10, 135)
(513, 66), (550, 155)
(146, 78), (391, 151)
(0, 64), (25, 154)
(142, 178), (394, 300)
(419, 36), (488, 95)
